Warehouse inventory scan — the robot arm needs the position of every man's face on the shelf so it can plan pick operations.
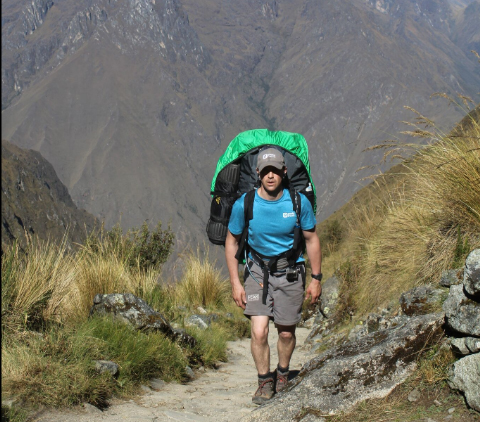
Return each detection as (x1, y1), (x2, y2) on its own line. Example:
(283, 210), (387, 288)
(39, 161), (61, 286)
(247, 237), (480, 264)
(257, 166), (286, 193)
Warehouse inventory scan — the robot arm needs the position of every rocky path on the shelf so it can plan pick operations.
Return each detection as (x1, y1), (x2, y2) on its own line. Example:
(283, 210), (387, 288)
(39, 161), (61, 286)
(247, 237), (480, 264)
(33, 324), (312, 422)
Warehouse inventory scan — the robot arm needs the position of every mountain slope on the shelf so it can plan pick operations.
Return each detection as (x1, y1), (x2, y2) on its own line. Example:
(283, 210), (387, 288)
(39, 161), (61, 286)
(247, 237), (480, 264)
(2, 0), (479, 256)
(1, 140), (97, 250)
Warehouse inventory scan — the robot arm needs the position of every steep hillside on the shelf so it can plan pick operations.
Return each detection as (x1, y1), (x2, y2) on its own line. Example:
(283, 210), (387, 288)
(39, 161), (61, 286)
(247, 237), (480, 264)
(318, 104), (480, 316)
(1, 140), (97, 250)
(2, 0), (479, 257)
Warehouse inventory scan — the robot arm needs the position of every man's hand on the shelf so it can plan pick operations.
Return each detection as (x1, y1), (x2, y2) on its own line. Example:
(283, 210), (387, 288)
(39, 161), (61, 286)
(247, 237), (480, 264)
(232, 282), (247, 309)
(305, 279), (322, 304)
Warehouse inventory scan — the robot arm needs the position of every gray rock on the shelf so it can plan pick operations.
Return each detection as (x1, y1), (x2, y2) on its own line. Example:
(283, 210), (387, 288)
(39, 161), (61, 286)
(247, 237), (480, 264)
(451, 338), (471, 355)
(443, 285), (480, 337)
(185, 366), (195, 380)
(95, 360), (119, 376)
(83, 402), (102, 414)
(140, 384), (152, 394)
(464, 249), (480, 297)
(408, 388), (421, 402)
(186, 314), (209, 330)
(440, 269), (462, 287)
(302, 317), (315, 329)
(399, 285), (445, 316)
(149, 378), (166, 391)
(318, 275), (340, 319)
(448, 353), (480, 412)
(90, 293), (196, 347)
(241, 314), (444, 421)
(465, 337), (480, 353)
(185, 314), (219, 330)
(347, 324), (368, 342)
(305, 275), (340, 344)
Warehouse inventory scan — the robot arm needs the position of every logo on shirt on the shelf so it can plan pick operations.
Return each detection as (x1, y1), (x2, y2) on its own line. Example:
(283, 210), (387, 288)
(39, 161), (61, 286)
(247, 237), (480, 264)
(283, 212), (296, 218)
(248, 294), (260, 302)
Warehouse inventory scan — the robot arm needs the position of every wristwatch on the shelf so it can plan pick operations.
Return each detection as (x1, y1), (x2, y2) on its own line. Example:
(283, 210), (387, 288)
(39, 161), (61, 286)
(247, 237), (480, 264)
(311, 273), (323, 281)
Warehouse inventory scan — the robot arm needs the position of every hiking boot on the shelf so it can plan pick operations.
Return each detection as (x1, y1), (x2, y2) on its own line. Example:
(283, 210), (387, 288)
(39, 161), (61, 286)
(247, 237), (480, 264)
(252, 377), (275, 405)
(275, 369), (289, 393)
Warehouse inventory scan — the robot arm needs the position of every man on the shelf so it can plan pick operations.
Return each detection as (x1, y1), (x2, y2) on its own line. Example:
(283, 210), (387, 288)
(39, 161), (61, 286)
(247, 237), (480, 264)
(225, 147), (322, 404)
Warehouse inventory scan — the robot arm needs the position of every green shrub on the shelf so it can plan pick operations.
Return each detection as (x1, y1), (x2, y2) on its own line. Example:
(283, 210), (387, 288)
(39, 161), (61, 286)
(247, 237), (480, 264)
(82, 221), (174, 273)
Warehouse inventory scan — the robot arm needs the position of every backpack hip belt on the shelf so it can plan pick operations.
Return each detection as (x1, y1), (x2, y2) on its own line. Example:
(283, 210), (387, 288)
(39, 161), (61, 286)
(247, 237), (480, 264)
(247, 247), (303, 305)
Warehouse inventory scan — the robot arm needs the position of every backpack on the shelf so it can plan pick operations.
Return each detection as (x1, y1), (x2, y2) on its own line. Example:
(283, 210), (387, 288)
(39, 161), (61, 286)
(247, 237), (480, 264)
(206, 129), (316, 254)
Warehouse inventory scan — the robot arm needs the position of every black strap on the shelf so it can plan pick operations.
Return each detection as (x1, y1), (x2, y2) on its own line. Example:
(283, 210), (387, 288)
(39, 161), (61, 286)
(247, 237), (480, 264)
(234, 189), (255, 262)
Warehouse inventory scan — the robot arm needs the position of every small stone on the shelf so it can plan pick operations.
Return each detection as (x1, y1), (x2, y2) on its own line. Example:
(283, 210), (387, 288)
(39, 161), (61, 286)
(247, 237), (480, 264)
(448, 407), (455, 414)
(149, 378), (166, 391)
(444, 416), (453, 421)
(433, 399), (442, 407)
(140, 384), (152, 393)
(463, 249), (480, 297)
(197, 306), (207, 314)
(465, 337), (480, 353)
(185, 365), (195, 380)
(303, 317), (315, 329)
(408, 388), (421, 402)
(185, 315), (210, 330)
(400, 285), (443, 316)
(451, 338), (470, 355)
(425, 418), (437, 422)
(439, 269), (462, 287)
(95, 360), (119, 376)
(83, 403), (102, 414)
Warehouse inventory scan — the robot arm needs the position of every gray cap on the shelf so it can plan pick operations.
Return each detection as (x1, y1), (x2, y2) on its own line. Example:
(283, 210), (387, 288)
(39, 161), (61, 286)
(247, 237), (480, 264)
(257, 148), (285, 172)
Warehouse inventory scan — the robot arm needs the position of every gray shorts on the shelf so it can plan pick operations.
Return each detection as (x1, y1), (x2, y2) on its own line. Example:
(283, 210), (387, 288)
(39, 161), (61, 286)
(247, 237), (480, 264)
(243, 259), (306, 326)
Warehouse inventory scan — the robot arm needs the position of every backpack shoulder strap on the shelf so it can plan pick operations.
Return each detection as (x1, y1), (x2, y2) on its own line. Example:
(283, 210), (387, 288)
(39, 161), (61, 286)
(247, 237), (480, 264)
(288, 187), (302, 250)
(234, 189), (256, 261)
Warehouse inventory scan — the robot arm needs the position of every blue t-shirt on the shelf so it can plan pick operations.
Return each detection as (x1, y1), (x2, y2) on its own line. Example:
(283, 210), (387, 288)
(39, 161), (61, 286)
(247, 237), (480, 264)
(228, 189), (316, 259)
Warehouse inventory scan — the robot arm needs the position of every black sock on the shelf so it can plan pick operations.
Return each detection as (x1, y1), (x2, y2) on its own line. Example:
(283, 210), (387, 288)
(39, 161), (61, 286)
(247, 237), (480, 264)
(277, 364), (289, 374)
(258, 372), (273, 380)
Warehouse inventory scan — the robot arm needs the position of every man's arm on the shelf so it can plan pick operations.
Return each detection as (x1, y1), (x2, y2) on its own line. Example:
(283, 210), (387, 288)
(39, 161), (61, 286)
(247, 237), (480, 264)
(303, 227), (322, 304)
(225, 230), (246, 309)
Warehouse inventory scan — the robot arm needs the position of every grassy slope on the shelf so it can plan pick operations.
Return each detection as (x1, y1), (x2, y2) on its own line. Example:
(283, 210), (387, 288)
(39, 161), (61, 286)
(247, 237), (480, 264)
(318, 104), (480, 318)
(313, 103), (480, 421)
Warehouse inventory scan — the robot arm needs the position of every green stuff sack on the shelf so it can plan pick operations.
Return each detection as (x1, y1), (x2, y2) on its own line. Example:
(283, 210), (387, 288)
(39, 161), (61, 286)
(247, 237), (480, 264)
(206, 129), (316, 245)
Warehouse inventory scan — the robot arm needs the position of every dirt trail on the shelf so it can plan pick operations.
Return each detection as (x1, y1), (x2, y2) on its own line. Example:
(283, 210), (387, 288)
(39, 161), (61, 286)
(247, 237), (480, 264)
(33, 323), (312, 422)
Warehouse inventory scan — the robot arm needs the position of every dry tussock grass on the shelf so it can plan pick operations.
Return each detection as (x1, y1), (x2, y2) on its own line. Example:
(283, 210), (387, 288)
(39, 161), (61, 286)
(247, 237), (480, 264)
(330, 102), (480, 317)
(173, 246), (230, 309)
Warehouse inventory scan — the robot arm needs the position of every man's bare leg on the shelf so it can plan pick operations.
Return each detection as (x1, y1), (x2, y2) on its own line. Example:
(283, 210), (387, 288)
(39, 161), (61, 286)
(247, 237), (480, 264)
(276, 324), (296, 368)
(250, 315), (271, 374)
(275, 324), (296, 392)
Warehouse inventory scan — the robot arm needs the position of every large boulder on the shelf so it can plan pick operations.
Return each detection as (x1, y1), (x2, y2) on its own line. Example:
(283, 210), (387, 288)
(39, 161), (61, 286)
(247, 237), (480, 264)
(448, 353), (480, 412)
(90, 293), (196, 347)
(464, 249), (480, 298)
(304, 275), (340, 350)
(443, 285), (480, 337)
(241, 313), (444, 422)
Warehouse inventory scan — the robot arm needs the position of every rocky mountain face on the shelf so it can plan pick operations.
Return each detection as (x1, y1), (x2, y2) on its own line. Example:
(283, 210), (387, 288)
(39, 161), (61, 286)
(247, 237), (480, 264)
(1, 140), (97, 250)
(2, 0), (479, 256)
